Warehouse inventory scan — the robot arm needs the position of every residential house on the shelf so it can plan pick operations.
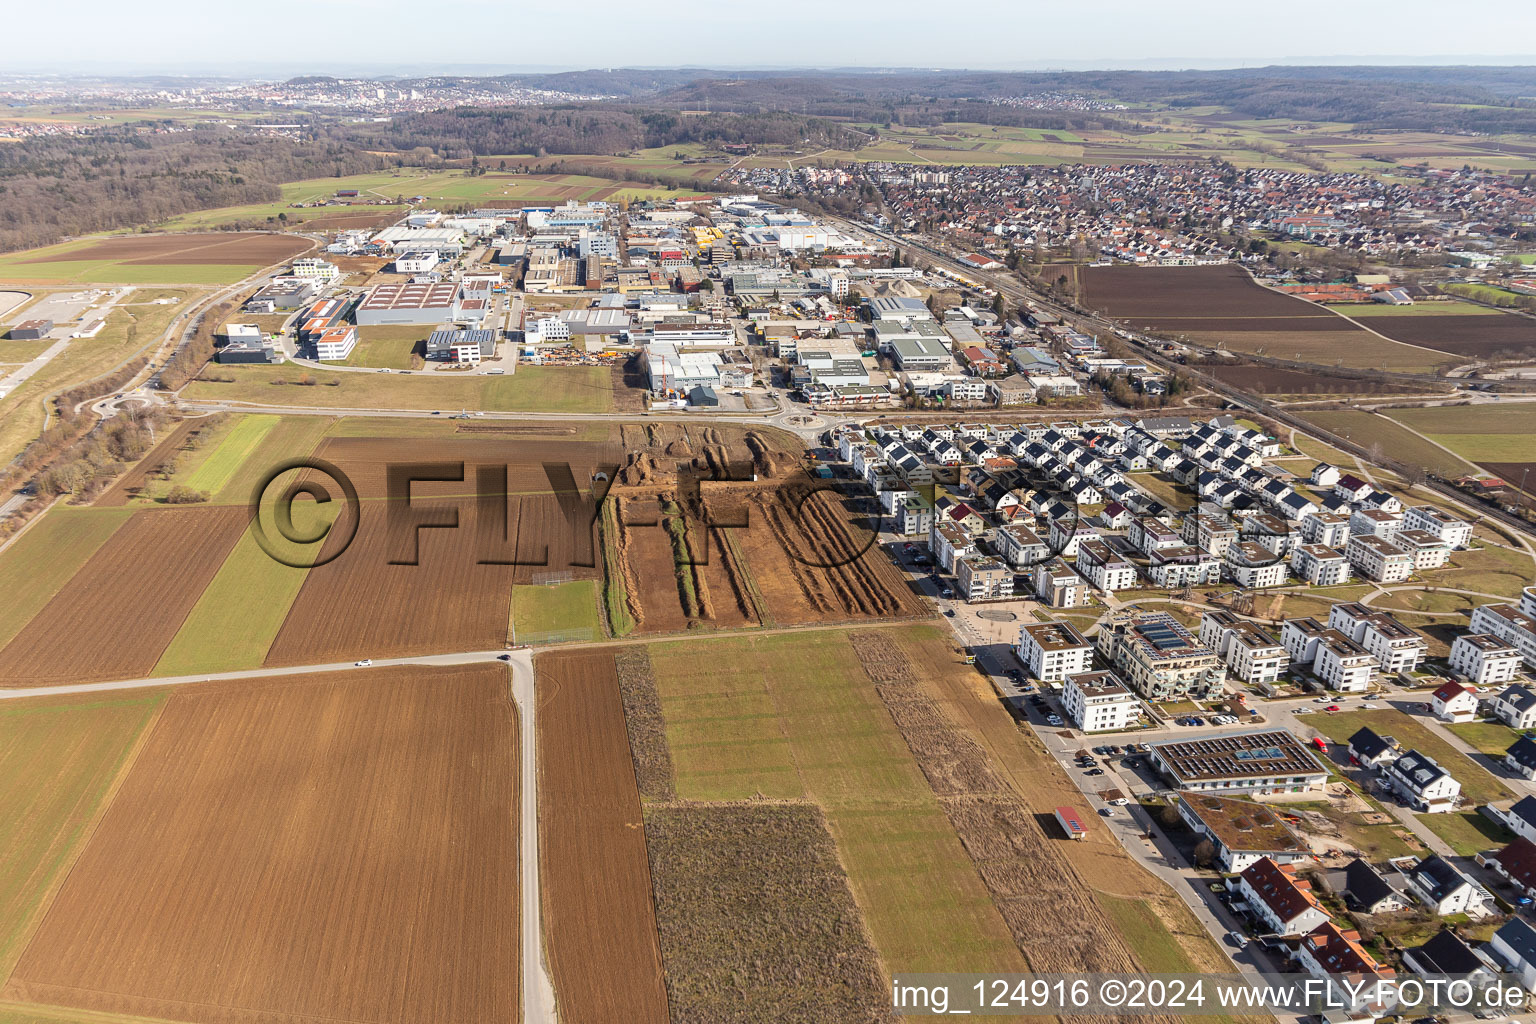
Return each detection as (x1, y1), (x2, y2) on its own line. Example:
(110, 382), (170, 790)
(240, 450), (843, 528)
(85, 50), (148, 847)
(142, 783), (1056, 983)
(1237, 857), (1330, 937)
(1403, 855), (1492, 917)
(1431, 680), (1479, 724)
(1061, 671), (1140, 732)
(1384, 750), (1461, 813)
(1347, 727), (1400, 769)
(1339, 857), (1408, 914)
(1016, 621), (1093, 682)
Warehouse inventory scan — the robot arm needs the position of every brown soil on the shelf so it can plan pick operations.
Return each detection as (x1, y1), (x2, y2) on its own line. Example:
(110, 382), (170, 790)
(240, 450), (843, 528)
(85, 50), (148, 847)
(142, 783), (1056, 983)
(39, 233), (310, 266)
(535, 649), (669, 1024)
(0, 506), (248, 685)
(5, 664), (519, 1024)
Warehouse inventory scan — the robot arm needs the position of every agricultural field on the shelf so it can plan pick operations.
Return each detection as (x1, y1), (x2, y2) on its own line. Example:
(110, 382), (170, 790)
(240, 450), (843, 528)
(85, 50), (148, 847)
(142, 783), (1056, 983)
(0, 690), (167, 990)
(346, 326), (428, 369)
(1082, 264), (1453, 372)
(1387, 403), (1536, 469)
(3, 665), (520, 1024)
(1201, 361), (1438, 398)
(1294, 409), (1476, 478)
(535, 649), (670, 1024)
(153, 169), (689, 232)
(0, 233), (310, 285)
(184, 362), (621, 415)
(0, 506), (249, 685)
(644, 803), (888, 1023)
(0, 507), (134, 650)
(263, 434), (616, 664)
(1334, 309), (1536, 361)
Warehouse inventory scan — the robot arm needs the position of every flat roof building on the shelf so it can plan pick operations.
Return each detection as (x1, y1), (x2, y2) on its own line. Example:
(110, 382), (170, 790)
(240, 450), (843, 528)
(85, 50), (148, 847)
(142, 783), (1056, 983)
(355, 283), (458, 325)
(1146, 730), (1328, 798)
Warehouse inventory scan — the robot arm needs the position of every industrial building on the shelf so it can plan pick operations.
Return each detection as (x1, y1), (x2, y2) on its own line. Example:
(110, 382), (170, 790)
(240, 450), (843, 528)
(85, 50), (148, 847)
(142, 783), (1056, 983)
(355, 283), (459, 326)
(646, 343), (723, 395)
(9, 319), (52, 340)
(426, 328), (497, 364)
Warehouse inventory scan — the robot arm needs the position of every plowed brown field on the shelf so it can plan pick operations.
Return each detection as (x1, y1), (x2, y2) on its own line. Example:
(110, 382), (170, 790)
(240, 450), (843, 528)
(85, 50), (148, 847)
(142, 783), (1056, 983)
(39, 233), (310, 266)
(0, 506), (248, 685)
(4, 664), (519, 1024)
(535, 649), (668, 1024)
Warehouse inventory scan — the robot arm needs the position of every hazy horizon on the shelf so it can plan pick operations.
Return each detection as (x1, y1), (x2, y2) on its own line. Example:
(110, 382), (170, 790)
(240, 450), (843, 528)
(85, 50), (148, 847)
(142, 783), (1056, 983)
(5, 0), (1536, 77)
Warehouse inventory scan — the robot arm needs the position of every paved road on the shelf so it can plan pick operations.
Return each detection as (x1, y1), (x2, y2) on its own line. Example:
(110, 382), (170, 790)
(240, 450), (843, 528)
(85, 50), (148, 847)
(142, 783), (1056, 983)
(0, 647), (559, 1024)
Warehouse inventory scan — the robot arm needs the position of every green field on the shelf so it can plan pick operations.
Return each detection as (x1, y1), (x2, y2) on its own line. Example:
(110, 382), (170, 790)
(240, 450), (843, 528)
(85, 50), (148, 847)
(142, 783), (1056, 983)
(0, 691), (165, 978)
(346, 327), (426, 370)
(0, 507), (134, 649)
(1311, 709), (1513, 805)
(1327, 301), (1504, 317)
(1387, 404), (1536, 464)
(649, 630), (1027, 976)
(509, 580), (603, 643)
(1297, 410), (1476, 477)
(1096, 894), (1204, 974)
(210, 415), (334, 504)
(184, 363), (617, 414)
(182, 415), (281, 495)
(152, 527), (312, 676)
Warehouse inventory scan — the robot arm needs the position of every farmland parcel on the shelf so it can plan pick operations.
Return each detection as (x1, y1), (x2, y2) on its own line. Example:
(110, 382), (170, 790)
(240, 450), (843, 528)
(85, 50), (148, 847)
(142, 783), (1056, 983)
(535, 649), (669, 1024)
(4, 665), (519, 1024)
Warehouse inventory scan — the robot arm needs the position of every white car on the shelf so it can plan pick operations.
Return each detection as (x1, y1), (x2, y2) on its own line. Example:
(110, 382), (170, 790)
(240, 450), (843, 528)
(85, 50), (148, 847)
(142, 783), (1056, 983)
(1362, 703), (1379, 709)
(1046, 714), (1063, 726)
(1294, 707), (1314, 715)
(354, 659), (373, 667)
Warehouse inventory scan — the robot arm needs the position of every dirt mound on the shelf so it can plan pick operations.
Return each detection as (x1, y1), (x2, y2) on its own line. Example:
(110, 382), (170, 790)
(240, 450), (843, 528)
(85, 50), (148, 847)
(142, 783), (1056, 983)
(745, 431), (793, 479)
(873, 279), (921, 299)
(663, 438), (693, 459)
(618, 452), (663, 486)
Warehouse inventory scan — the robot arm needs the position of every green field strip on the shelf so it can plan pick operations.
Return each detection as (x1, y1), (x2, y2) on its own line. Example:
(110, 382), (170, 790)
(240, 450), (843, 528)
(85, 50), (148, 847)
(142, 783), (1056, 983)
(0, 508), (135, 650)
(182, 415), (280, 495)
(150, 527), (312, 676)
(210, 415), (333, 504)
(509, 580), (603, 643)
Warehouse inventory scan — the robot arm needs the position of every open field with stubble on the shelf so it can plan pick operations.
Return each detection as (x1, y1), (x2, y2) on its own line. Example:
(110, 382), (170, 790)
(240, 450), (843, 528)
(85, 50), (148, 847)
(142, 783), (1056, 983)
(2, 664), (520, 1024)
(0, 233), (309, 285)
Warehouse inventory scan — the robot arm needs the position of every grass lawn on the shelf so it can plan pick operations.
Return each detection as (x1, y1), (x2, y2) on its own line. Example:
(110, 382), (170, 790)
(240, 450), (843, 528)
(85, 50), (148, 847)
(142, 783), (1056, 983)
(182, 414), (281, 496)
(152, 526), (315, 676)
(1447, 720), (1523, 757)
(1422, 543), (1536, 599)
(0, 691), (165, 977)
(509, 580), (603, 643)
(184, 363), (615, 415)
(1372, 589), (1476, 616)
(348, 327), (426, 370)
(0, 507), (134, 649)
(1312, 709), (1513, 804)
(649, 630), (1028, 978)
(1418, 810), (1516, 857)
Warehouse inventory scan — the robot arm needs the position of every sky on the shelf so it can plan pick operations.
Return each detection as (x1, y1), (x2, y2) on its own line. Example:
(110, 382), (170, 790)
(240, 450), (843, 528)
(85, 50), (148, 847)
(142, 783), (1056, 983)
(5, 0), (1536, 75)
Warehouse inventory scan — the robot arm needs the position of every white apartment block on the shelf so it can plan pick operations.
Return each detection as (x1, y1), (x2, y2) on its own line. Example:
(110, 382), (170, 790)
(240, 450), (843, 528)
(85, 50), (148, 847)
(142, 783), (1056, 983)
(1350, 507), (1402, 543)
(313, 326), (357, 361)
(1393, 529), (1451, 571)
(291, 257), (340, 281)
(1033, 560), (1090, 608)
(1290, 543), (1349, 586)
(1075, 540), (1138, 592)
(1061, 671), (1140, 732)
(1347, 534), (1413, 583)
(1470, 603), (1536, 670)
(1403, 505), (1474, 549)
(1313, 634), (1377, 692)
(1300, 511), (1351, 548)
(1280, 617), (1329, 665)
(1228, 623), (1289, 686)
(1451, 634), (1522, 686)
(1328, 603), (1427, 675)
(1224, 541), (1289, 589)
(1017, 621), (1094, 682)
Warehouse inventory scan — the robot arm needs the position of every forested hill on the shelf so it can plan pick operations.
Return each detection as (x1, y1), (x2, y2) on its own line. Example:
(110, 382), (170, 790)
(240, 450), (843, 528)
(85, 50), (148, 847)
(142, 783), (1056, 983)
(0, 127), (384, 253)
(358, 107), (867, 159)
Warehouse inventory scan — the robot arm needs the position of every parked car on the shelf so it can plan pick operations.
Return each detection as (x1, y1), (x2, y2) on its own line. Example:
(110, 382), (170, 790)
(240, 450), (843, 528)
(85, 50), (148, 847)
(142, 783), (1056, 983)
(1046, 715), (1063, 726)
(1085, 768), (1104, 776)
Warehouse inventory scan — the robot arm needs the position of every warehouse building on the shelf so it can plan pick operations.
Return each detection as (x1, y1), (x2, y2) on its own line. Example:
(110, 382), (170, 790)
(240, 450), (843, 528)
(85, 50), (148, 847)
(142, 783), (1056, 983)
(355, 283), (459, 326)
(426, 328), (497, 364)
